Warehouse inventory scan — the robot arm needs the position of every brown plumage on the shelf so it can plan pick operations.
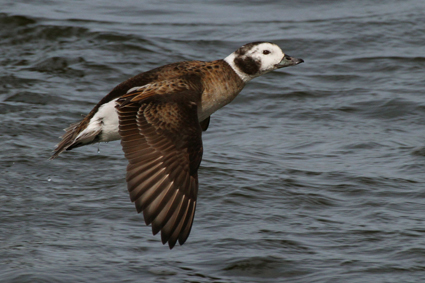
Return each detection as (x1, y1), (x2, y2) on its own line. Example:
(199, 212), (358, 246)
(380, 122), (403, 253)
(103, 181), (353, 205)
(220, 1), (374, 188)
(117, 76), (204, 247)
(51, 42), (304, 248)
(51, 61), (238, 159)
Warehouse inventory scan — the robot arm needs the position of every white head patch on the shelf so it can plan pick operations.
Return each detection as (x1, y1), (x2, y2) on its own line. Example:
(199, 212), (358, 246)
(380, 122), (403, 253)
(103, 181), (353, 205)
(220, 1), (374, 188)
(224, 42), (285, 82)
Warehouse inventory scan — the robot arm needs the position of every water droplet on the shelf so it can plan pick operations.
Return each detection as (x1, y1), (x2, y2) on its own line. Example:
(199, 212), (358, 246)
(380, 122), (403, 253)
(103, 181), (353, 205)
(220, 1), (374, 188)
(48, 177), (51, 182)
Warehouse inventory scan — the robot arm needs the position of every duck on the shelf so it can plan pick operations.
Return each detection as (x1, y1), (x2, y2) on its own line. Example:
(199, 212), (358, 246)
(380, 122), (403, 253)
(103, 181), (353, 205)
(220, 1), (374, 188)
(51, 42), (304, 249)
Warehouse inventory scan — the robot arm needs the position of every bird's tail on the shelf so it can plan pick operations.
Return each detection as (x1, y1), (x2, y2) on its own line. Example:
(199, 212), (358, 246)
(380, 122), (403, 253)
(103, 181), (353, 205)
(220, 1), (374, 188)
(50, 119), (100, 159)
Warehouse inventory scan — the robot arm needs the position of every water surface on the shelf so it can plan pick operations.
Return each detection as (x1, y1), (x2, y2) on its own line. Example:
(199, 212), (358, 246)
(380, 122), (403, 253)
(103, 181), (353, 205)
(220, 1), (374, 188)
(1, 0), (425, 282)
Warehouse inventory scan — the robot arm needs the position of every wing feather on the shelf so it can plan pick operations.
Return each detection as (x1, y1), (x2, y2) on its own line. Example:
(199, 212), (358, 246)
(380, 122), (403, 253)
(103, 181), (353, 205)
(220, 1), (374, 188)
(117, 77), (203, 249)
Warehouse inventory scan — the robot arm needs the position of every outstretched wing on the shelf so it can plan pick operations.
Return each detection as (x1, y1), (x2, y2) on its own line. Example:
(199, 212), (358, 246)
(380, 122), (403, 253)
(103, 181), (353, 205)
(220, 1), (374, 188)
(116, 77), (203, 249)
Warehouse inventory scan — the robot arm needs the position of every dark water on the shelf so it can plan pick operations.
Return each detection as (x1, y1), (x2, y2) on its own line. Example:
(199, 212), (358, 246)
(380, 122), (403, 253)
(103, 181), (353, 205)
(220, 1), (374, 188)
(1, 0), (425, 282)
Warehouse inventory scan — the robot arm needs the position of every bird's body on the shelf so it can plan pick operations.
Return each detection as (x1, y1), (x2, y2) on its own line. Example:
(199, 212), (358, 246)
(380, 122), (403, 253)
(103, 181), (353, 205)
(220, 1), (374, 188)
(51, 42), (303, 248)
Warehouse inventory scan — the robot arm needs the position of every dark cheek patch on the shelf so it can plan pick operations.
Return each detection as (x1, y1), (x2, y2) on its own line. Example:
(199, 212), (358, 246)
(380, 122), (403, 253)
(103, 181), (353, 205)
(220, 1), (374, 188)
(234, 56), (260, 75)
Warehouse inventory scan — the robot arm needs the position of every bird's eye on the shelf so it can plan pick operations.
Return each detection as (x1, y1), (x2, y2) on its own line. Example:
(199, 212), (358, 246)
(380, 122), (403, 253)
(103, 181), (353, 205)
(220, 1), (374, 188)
(263, 50), (271, 55)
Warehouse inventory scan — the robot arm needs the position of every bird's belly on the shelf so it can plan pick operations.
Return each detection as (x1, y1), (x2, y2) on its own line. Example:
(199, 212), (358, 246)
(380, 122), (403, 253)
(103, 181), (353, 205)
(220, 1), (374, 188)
(97, 99), (120, 142)
(78, 98), (120, 143)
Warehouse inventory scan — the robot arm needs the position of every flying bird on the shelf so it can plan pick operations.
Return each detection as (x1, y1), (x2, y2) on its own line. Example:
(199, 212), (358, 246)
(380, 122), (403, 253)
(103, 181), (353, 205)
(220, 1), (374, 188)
(51, 42), (304, 248)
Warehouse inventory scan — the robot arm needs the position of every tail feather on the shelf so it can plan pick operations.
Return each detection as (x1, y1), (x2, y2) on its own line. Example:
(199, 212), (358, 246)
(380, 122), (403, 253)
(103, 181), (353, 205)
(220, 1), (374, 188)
(50, 122), (81, 159)
(50, 121), (101, 159)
